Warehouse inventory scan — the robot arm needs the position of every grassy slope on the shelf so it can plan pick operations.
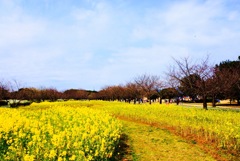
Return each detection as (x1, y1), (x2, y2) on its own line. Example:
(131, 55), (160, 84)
(118, 120), (215, 161)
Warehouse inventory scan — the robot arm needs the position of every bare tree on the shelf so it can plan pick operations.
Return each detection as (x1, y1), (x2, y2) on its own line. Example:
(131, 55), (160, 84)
(168, 56), (214, 110)
(88, 91), (98, 100)
(134, 74), (163, 104)
(97, 85), (126, 101)
(125, 82), (141, 104)
(8, 79), (23, 107)
(40, 87), (62, 102)
(17, 87), (41, 102)
(0, 80), (9, 100)
(0, 80), (10, 106)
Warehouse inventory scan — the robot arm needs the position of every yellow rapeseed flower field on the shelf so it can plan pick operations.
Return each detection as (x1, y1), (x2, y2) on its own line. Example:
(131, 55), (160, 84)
(1, 100), (240, 160)
(82, 100), (240, 156)
(0, 101), (122, 161)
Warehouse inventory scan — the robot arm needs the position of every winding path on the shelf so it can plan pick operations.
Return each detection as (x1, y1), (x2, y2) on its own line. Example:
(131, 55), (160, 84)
(117, 119), (217, 161)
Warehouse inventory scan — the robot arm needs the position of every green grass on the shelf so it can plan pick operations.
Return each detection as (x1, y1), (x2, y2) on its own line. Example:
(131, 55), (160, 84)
(118, 120), (216, 161)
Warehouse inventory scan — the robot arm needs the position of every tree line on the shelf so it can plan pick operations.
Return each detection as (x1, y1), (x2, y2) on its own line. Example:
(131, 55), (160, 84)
(0, 56), (239, 109)
(168, 56), (240, 109)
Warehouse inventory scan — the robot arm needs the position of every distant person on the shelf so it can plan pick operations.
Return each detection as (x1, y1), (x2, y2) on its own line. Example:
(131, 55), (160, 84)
(165, 99), (169, 105)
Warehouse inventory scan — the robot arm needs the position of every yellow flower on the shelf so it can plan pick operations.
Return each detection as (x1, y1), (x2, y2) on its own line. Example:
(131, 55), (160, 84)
(49, 149), (56, 158)
(24, 154), (35, 161)
(69, 155), (76, 160)
(0, 101), (123, 161)
(61, 150), (67, 156)
(58, 157), (63, 161)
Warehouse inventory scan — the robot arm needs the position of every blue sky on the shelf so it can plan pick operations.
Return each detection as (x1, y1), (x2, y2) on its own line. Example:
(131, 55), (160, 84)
(0, 0), (239, 91)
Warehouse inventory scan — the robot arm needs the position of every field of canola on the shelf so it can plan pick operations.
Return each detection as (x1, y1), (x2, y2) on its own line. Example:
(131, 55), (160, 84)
(1, 100), (240, 160)
(0, 102), (122, 161)
(86, 101), (240, 157)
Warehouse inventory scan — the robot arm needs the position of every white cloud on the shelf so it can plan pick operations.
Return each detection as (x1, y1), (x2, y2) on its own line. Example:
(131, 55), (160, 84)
(0, 21), (46, 48)
(0, 7), (46, 48)
(102, 45), (190, 80)
(0, 0), (240, 90)
(130, 0), (239, 61)
(131, 0), (240, 47)
(71, 1), (112, 35)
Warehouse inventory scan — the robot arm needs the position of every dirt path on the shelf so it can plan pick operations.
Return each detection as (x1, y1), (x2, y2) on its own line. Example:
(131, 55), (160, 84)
(117, 119), (216, 161)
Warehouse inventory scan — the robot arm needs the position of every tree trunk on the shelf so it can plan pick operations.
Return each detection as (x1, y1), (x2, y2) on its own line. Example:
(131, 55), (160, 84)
(160, 97), (162, 104)
(176, 98), (180, 105)
(203, 96), (208, 110)
(212, 94), (216, 107)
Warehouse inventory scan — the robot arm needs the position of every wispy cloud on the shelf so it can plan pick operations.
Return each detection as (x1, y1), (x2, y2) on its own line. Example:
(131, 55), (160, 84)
(0, 0), (239, 90)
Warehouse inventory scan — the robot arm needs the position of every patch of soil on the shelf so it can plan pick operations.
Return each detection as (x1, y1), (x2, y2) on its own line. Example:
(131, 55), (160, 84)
(111, 133), (132, 161)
